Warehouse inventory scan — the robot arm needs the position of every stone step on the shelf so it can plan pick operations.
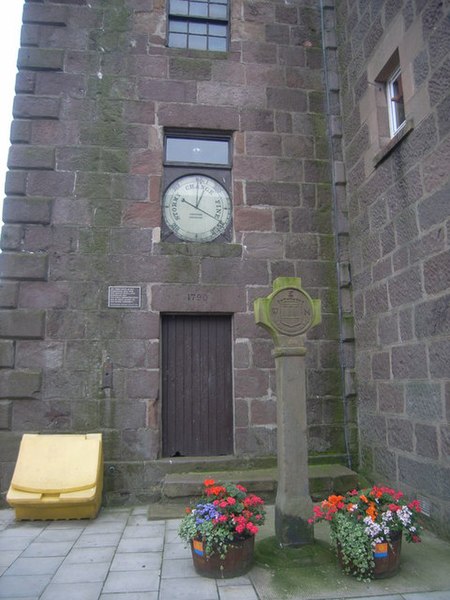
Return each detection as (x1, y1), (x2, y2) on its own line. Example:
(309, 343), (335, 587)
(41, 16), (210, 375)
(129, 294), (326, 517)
(147, 463), (358, 519)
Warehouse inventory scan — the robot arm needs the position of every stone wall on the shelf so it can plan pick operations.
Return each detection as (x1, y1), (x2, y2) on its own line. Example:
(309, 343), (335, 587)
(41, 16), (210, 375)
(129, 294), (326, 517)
(0, 0), (353, 504)
(335, 0), (450, 536)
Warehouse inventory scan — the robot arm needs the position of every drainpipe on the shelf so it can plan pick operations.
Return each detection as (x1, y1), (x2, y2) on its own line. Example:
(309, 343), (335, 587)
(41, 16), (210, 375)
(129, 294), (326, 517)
(319, 0), (355, 470)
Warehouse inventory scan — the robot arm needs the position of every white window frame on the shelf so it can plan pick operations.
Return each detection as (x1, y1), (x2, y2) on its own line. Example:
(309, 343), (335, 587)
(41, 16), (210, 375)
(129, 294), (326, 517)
(386, 67), (406, 137)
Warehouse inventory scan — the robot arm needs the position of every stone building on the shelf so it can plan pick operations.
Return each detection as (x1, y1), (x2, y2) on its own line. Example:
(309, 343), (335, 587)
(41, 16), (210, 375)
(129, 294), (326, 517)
(336, 0), (450, 537)
(0, 0), (448, 536)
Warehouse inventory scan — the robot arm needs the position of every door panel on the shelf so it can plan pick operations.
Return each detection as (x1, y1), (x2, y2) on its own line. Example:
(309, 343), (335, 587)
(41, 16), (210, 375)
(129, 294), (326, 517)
(162, 314), (233, 457)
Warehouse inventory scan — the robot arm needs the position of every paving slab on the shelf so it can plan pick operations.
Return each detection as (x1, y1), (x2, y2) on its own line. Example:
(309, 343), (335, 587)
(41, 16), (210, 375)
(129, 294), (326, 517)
(52, 561), (111, 583)
(4, 556), (65, 576)
(39, 581), (104, 600)
(0, 506), (449, 600)
(159, 576), (219, 600)
(102, 569), (160, 594)
(0, 573), (51, 599)
(218, 584), (260, 600)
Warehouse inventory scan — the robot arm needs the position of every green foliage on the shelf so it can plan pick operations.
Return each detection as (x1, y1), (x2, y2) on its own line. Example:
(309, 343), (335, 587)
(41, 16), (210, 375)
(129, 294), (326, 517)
(310, 485), (423, 581)
(178, 479), (266, 559)
(330, 512), (374, 581)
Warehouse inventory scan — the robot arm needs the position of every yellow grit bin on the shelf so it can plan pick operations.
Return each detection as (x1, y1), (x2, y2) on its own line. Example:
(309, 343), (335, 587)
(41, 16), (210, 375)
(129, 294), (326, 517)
(7, 433), (103, 520)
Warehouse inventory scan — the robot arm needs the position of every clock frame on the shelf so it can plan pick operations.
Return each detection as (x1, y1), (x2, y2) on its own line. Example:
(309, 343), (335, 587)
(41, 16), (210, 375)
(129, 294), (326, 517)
(161, 169), (233, 243)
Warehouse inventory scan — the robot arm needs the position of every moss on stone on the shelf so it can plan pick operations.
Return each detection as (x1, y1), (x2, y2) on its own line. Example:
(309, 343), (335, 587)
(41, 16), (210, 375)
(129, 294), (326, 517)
(170, 57), (212, 80)
(79, 228), (110, 254)
(101, 149), (129, 173)
(93, 202), (122, 227)
(157, 242), (242, 258)
(311, 112), (327, 141)
(254, 536), (336, 596)
(166, 255), (199, 283)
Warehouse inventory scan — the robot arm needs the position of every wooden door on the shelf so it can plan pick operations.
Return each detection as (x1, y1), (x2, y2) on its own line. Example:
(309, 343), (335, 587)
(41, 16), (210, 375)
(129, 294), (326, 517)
(161, 314), (233, 457)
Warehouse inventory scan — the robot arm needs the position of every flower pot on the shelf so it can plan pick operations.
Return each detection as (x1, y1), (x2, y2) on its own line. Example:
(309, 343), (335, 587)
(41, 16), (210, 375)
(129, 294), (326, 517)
(191, 535), (255, 579)
(373, 531), (402, 579)
(337, 531), (402, 580)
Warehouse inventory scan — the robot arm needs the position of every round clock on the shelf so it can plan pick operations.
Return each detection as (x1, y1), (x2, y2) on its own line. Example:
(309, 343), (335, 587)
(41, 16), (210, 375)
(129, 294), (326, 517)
(162, 174), (232, 242)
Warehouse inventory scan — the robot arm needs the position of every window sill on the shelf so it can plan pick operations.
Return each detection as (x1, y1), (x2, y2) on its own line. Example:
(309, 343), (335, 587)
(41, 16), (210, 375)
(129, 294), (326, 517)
(373, 119), (414, 168)
(165, 47), (229, 60)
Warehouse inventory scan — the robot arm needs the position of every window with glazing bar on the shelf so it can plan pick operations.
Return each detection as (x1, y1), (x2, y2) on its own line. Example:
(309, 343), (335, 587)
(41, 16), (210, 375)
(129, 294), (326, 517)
(168, 0), (229, 52)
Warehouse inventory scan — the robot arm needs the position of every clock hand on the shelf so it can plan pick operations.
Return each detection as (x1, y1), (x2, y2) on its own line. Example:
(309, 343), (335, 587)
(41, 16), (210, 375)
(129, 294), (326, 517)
(196, 184), (206, 208)
(181, 197), (220, 222)
(195, 178), (199, 207)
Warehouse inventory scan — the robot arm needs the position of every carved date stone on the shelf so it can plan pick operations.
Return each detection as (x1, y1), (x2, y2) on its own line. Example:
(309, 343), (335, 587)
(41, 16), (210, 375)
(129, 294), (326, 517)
(254, 277), (321, 546)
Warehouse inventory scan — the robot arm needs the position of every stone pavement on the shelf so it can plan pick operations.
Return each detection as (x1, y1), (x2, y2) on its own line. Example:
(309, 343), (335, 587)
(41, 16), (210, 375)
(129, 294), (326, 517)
(1, 506), (450, 600)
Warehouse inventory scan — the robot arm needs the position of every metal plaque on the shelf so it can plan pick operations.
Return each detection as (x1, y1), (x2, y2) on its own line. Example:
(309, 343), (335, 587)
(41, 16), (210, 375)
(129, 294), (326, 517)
(108, 286), (141, 309)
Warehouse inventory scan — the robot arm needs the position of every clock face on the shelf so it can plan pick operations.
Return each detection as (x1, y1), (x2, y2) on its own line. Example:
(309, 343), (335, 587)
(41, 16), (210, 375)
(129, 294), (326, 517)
(162, 175), (232, 242)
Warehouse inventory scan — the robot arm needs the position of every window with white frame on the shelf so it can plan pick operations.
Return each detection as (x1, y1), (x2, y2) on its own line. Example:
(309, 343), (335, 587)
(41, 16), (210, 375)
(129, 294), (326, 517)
(168, 0), (229, 52)
(386, 66), (406, 136)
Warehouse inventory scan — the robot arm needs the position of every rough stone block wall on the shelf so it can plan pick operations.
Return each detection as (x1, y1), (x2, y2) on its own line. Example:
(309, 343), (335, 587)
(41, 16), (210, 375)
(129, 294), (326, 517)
(335, 0), (450, 536)
(0, 0), (352, 504)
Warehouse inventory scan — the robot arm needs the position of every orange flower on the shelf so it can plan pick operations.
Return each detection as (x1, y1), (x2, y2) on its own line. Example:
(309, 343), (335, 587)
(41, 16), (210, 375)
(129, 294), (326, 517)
(204, 479), (215, 487)
(206, 485), (226, 496)
(365, 502), (378, 521)
(328, 495), (344, 506)
(359, 494), (369, 503)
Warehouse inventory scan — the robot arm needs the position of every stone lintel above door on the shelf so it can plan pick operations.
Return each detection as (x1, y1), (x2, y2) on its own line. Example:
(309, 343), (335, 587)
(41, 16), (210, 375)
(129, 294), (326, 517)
(151, 284), (245, 313)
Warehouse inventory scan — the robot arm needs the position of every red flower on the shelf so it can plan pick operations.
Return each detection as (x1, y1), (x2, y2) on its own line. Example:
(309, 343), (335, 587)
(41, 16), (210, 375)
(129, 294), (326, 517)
(204, 479), (215, 487)
(246, 523), (258, 535)
(408, 499), (421, 512)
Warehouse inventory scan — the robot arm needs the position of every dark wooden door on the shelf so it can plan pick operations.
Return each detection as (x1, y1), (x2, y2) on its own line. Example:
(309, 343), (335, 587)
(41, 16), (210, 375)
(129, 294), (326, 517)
(161, 314), (233, 457)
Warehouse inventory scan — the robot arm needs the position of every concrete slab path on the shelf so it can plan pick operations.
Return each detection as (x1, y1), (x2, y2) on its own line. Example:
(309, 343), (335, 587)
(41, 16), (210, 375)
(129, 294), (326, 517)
(0, 506), (449, 600)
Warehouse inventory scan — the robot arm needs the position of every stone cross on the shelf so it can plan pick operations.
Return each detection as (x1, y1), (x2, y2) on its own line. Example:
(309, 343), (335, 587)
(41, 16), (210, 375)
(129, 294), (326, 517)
(254, 277), (321, 546)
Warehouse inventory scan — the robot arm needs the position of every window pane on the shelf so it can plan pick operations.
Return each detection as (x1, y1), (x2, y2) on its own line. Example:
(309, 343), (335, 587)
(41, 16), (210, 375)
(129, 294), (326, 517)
(190, 2), (208, 16)
(387, 68), (405, 135)
(209, 23), (226, 36)
(189, 22), (207, 34)
(166, 138), (229, 165)
(170, 20), (188, 33)
(189, 34), (207, 50)
(170, 0), (189, 15)
(208, 36), (227, 51)
(209, 4), (227, 18)
(168, 33), (187, 48)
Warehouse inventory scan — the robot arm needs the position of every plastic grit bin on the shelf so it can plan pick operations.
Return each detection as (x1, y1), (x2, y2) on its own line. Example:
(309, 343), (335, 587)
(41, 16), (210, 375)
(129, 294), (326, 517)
(7, 433), (103, 520)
